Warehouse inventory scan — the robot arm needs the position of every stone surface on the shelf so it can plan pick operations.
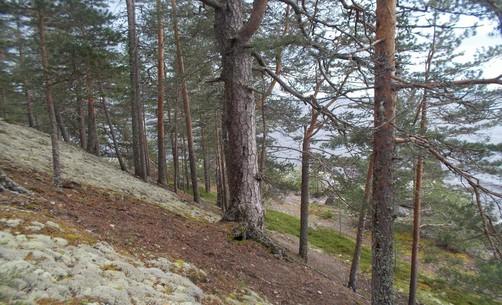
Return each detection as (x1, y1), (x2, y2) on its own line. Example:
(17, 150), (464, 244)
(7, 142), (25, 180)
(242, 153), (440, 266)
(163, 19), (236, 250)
(0, 218), (204, 305)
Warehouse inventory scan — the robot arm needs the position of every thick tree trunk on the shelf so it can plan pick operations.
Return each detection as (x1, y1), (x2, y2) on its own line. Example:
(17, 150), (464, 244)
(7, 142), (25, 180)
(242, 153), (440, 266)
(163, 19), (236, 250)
(171, 0), (200, 202)
(78, 96), (87, 149)
(36, 7), (61, 187)
(348, 154), (374, 292)
(156, 0), (167, 186)
(102, 95), (127, 172)
(126, 0), (147, 180)
(214, 0), (268, 238)
(86, 78), (99, 155)
(201, 126), (211, 193)
(372, 0), (397, 304)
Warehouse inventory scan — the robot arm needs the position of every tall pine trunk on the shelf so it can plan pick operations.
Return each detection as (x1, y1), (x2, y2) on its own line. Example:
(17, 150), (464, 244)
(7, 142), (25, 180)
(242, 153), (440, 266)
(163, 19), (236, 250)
(348, 154), (374, 291)
(299, 109), (319, 261)
(171, 91), (180, 192)
(171, 0), (200, 202)
(126, 0), (147, 180)
(213, 0), (268, 238)
(372, 0), (397, 304)
(16, 15), (35, 128)
(78, 96), (87, 149)
(86, 78), (99, 155)
(156, 0), (167, 186)
(201, 126), (211, 193)
(36, 5), (61, 187)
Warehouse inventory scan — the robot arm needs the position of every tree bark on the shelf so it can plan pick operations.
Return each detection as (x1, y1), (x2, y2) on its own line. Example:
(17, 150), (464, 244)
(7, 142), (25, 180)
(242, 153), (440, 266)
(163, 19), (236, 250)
(126, 0), (147, 180)
(78, 95), (87, 149)
(372, 0), (397, 304)
(408, 24), (436, 304)
(86, 77), (99, 155)
(171, 0), (200, 202)
(299, 108), (319, 261)
(216, 125), (230, 211)
(55, 104), (69, 142)
(101, 95), (127, 172)
(212, 0), (268, 238)
(348, 153), (374, 292)
(16, 15), (35, 128)
(36, 5), (62, 187)
(171, 91), (180, 192)
(182, 133), (189, 192)
(201, 126), (211, 193)
(156, 0), (167, 186)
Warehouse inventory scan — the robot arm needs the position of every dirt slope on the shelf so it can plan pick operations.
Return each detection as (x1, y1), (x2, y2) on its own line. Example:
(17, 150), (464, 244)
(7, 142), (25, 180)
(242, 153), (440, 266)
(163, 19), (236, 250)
(0, 120), (367, 305)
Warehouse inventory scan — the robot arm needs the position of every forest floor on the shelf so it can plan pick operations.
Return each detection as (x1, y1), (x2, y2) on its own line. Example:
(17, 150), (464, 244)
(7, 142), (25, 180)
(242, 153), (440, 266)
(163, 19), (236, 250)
(0, 120), (367, 305)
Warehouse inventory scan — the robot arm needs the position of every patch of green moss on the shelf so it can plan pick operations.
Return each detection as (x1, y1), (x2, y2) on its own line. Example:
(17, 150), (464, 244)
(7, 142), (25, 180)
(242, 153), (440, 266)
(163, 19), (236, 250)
(265, 209), (502, 305)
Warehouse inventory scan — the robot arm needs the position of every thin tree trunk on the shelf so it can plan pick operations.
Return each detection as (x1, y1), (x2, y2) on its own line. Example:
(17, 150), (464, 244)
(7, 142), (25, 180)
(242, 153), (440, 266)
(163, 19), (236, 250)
(171, 0), (200, 202)
(348, 153), (374, 292)
(101, 95), (127, 172)
(0, 88), (5, 119)
(214, 0), (268, 238)
(156, 0), (167, 186)
(372, 0), (397, 304)
(299, 106), (320, 261)
(299, 126), (311, 261)
(36, 6), (61, 187)
(126, 0), (147, 180)
(182, 134), (189, 192)
(259, 6), (289, 174)
(171, 92), (180, 192)
(16, 15), (35, 128)
(78, 95), (86, 149)
(201, 126), (211, 193)
(55, 105), (69, 142)
(408, 18), (437, 304)
(216, 125), (230, 211)
(86, 77), (99, 155)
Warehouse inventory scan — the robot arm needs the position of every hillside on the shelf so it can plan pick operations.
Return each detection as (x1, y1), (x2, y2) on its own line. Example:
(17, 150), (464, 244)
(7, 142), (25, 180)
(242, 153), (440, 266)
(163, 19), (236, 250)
(0, 120), (367, 305)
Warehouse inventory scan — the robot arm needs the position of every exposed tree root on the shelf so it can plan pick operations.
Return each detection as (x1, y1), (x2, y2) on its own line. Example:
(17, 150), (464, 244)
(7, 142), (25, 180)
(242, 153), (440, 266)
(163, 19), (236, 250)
(231, 223), (290, 261)
(0, 169), (31, 194)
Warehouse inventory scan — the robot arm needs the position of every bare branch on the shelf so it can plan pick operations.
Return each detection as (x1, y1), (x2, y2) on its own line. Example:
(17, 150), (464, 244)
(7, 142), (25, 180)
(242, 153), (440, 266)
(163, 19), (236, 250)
(393, 74), (502, 89)
(239, 0), (269, 42)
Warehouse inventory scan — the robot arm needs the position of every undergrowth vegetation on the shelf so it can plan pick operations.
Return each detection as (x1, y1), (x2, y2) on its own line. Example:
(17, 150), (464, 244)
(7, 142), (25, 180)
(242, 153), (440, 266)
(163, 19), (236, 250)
(265, 209), (501, 305)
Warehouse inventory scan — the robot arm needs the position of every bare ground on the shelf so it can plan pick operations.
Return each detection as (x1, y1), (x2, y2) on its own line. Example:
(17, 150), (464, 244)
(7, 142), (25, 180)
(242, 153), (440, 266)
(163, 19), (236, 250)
(0, 164), (368, 305)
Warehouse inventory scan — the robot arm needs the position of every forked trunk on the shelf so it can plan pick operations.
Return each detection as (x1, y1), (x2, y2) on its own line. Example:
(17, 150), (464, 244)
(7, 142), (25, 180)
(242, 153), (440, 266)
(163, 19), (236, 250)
(214, 0), (268, 238)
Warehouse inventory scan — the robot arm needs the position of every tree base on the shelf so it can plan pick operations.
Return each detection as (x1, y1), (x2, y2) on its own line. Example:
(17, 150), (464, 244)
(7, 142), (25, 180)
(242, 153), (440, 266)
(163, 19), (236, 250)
(0, 169), (31, 194)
